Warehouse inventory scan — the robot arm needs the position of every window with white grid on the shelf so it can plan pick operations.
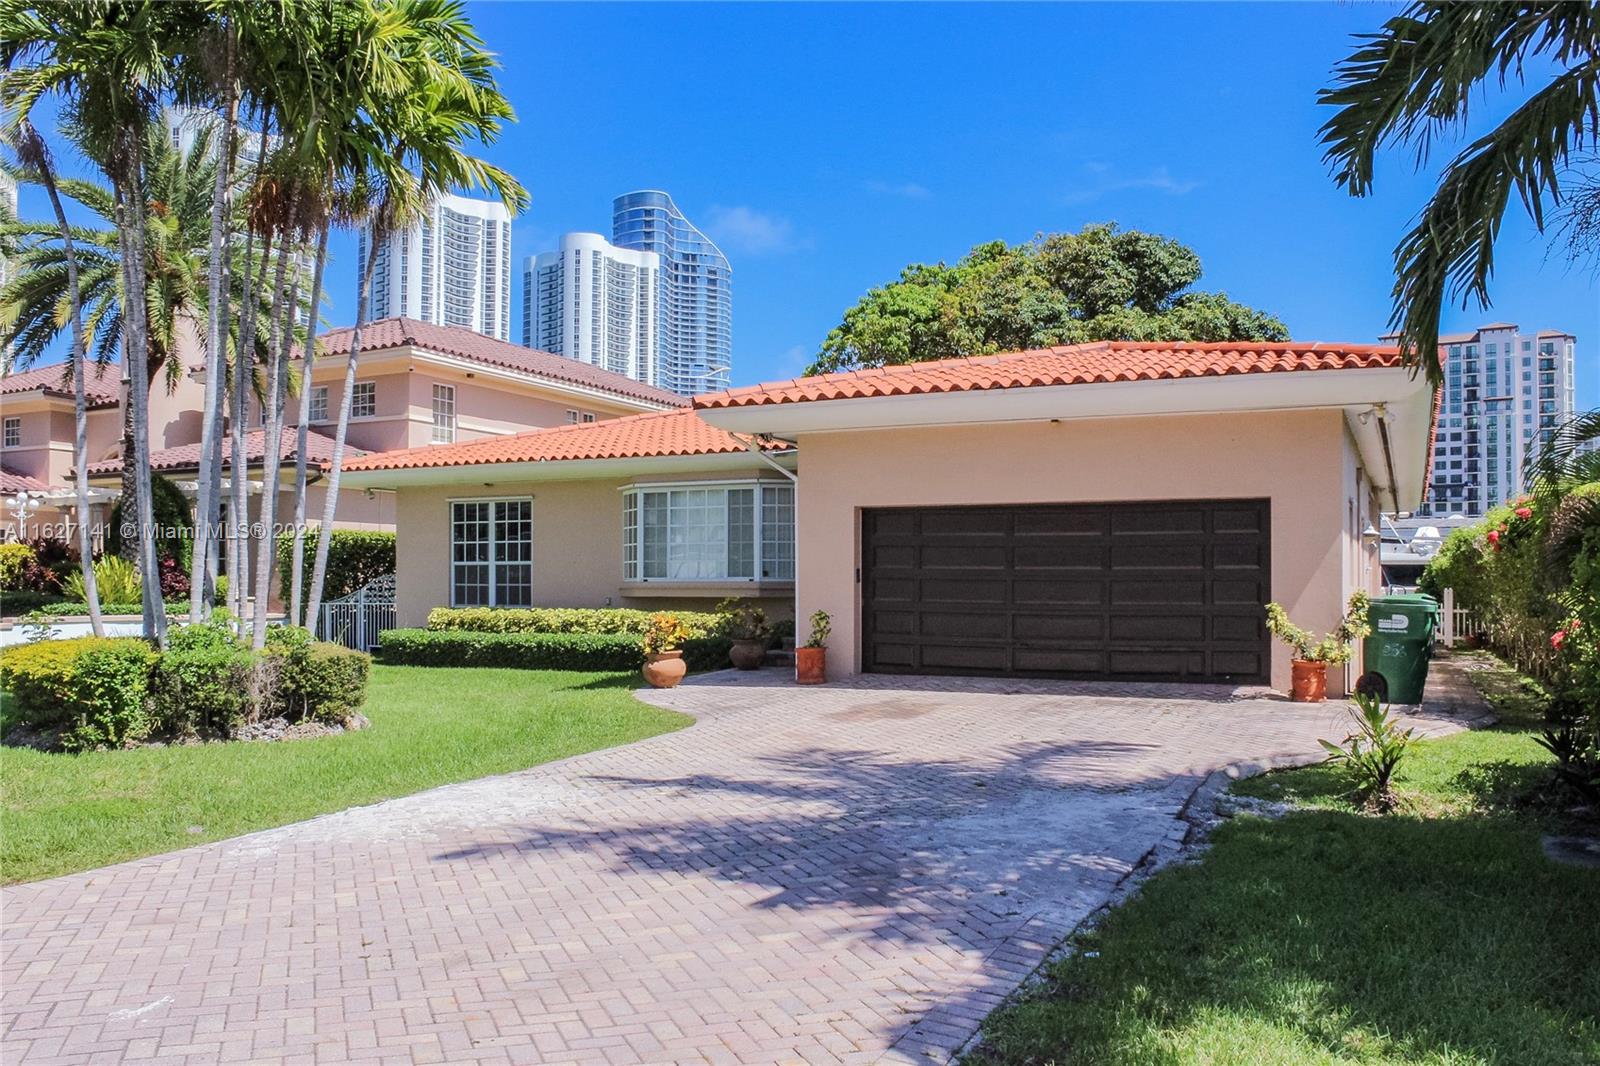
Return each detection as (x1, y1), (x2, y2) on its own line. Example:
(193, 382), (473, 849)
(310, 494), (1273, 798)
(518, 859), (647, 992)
(2, 417), (19, 449)
(308, 386), (328, 423)
(450, 498), (532, 607)
(621, 481), (794, 582)
(350, 381), (376, 418)
(431, 384), (456, 444)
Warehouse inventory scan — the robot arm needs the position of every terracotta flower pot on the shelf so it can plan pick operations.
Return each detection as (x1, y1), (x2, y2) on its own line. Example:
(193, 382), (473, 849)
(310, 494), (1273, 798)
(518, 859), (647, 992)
(728, 638), (766, 671)
(642, 650), (687, 689)
(1289, 659), (1328, 703)
(795, 646), (826, 685)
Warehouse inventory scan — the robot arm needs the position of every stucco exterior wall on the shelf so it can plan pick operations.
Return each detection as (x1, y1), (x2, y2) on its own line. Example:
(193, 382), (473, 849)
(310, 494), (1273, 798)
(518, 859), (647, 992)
(794, 409), (1366, 693)
(391, 471), (795, 629)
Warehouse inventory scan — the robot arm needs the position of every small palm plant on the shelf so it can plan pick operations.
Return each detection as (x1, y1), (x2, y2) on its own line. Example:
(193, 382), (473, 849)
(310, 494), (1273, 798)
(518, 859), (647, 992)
(1320, 690), (1417, 813)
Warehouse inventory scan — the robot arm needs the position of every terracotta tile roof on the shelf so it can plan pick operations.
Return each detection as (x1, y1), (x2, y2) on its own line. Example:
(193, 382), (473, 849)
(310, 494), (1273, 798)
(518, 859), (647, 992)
(1, 465), (53, 493)
(694, 341), (1404, 410)
(343, 408), (769, 473)
(87, 428), (361, 476)
(0, 362), (121, 407)
(319, 318), (689, 409)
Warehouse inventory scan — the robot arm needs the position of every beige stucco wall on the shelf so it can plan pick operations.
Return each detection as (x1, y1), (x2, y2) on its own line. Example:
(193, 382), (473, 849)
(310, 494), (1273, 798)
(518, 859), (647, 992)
(794, 409), (1374, 693)
(391, 472), (795, 628)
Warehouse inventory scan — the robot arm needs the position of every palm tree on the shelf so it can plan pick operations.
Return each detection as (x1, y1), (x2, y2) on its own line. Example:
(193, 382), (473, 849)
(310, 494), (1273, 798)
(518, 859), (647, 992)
(1320, 4), (1600, 384)
(301, 0), (528, 637)
(6, 120), (104, 636)
(2, 0), (196, 642)
(0, 117), (285, 534)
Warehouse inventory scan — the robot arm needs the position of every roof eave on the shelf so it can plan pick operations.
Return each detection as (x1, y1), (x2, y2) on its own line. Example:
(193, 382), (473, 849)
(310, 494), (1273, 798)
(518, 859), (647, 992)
(339, 449), (795, 491)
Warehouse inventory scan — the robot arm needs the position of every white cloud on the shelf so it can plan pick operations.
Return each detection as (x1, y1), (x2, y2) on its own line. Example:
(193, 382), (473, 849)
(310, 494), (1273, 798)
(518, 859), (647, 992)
(864, 180), (933, 200)
(704, 205), (808, 255)
(1062, 163), (1200, 205)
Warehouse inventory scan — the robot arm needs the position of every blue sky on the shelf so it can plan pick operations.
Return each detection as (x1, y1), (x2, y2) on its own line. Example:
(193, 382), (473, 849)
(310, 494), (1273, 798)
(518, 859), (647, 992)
(16, 2), (1600, 404)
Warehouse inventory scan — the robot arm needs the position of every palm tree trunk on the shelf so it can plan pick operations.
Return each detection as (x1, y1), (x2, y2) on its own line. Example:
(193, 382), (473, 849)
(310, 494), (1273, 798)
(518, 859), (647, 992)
(112, 128), (167, 646)
(305, 224), (383, 635)
(289, 221), (329, 626)
(250, 214), (299, 650)
(24, 124), (104, 636)
(190, 30), (239, 623)
(231, 224), (273, 634)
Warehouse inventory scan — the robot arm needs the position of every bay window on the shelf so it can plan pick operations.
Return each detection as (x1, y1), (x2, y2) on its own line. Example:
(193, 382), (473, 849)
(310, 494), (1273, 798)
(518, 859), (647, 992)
(622, 481), (795, 582)
(450, 498), (532, 606)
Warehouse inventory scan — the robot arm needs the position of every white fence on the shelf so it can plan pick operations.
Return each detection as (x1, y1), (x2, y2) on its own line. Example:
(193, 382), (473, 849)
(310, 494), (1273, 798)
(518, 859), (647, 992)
(1436, 587), (1479, 646)
(317, 574), (396, 652)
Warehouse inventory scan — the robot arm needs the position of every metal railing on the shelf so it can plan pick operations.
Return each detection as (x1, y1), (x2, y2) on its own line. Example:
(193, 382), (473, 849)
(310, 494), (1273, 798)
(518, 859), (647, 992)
(317, 574), (396, 652)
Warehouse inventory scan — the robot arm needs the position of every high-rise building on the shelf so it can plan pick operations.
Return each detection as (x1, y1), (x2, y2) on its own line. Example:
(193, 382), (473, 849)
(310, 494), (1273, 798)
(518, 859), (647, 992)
(164, 105), (272, 172)
(524, 233), (661, 386)
(360, 194), (513, 342)
(611, 191), (731, 396)
(1417, 323), (1579, 517)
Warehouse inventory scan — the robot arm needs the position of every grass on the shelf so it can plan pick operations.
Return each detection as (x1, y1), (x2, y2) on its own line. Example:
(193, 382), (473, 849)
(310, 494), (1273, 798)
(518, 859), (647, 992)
(969, 653), (1600, 1066)
(0, 665), (690, 885)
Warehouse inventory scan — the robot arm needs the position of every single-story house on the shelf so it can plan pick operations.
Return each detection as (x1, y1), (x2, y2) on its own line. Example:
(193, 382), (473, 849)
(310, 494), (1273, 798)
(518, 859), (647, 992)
(341, 340), (1437, 694)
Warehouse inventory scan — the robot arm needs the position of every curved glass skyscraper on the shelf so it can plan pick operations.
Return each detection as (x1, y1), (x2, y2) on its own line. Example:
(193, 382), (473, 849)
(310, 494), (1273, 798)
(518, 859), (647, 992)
(612, 191), (731, 396)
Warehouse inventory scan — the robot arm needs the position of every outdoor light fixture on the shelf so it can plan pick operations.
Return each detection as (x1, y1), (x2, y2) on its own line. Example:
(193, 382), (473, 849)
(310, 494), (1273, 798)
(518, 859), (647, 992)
(1361, 523), (1382, 541)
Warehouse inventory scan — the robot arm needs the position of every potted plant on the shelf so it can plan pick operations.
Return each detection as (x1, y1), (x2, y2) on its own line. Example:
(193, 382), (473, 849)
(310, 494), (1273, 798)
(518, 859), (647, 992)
(796, 609), (830, 685)
(1264, 592), (1370, 702)
(716, 597), (770, 670)
(640, 612), (691, 688)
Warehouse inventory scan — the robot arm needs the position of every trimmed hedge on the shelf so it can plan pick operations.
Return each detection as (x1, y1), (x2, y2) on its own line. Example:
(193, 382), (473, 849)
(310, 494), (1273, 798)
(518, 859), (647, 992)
(276, 529), (396, 603)
(380, 629), (645, 670)
(426, 606), (724, 638)
(265, 628), (371, 722)
(0, 637), (160, 750)
(380, 628), (736, 673)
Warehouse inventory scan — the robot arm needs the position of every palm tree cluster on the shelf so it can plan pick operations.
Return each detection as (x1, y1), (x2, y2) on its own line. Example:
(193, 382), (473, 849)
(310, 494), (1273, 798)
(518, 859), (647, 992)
(0, 0), (527, 648)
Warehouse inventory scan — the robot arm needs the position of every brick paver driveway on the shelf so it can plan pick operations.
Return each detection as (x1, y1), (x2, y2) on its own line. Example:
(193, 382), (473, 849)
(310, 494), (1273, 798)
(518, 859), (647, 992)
(2, 672), (1472, 1065)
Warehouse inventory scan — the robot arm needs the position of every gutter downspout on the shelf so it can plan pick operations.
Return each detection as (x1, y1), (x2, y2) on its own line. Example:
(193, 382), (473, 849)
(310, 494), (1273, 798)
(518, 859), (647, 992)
(1375, 405), (1402, 514)
(732, 433), (801, 667)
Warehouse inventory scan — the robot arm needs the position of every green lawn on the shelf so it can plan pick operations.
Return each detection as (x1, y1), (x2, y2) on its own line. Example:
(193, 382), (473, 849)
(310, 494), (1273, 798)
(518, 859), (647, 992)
(969, 654), (1600, 1066)
(0, 665), (690, 885)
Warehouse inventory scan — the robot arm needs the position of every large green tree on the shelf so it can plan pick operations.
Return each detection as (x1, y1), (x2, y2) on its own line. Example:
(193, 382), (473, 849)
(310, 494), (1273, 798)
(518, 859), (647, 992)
(1320, 3), (1600, 384)
(809, 224), (1289, 375)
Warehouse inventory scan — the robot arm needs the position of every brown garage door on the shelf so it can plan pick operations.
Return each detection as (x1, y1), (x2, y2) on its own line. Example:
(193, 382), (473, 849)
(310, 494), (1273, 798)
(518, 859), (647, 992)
(861, 500), (1270, 683)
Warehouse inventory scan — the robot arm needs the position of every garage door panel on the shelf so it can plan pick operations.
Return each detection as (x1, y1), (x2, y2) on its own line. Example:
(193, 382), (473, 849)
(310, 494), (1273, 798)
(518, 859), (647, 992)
(1112, 508), (1206, 535)
(922, 545), (1008, 569)
(1014, 613), (1104, 641)
(861, 500), (1269, 683)
(1013, 543), (1109, 570)
(1112, 614), (1206, 642)
(1111, 542), (1207, 569)
(1015, 579), (1106, 605)
(1113, 580), (1206, 605)
(921, 578), (1008, 604)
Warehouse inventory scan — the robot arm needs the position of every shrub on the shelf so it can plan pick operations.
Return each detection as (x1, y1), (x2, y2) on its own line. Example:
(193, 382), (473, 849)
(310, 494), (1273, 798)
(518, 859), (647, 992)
(107, 473), (192, 565)
(642, 613), (690, 656)
(1265, 592), (1370, 664)
(1318, 689), (1417, 812)
(380, 629), (646, 671)
(61, 554), (141, 603)
(276, 529), (395, 602)
(0, 542), (37, 590)
(151, 618), (258, 735)
(271, 641), (371, 722)
(426, 605), (722, 638)
(804, 609), (832, 649)
(682, 635), (733, 672)
(0, 637), (159, 750)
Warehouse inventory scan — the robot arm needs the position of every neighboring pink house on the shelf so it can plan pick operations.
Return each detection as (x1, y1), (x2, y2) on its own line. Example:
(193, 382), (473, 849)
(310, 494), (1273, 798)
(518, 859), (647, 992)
(342, 340), (1437, 695)
(4, 318), (685, 606)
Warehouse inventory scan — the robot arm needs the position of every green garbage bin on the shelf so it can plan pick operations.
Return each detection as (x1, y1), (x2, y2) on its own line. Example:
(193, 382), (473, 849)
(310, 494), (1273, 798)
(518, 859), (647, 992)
(1360, 595), (1439, 703)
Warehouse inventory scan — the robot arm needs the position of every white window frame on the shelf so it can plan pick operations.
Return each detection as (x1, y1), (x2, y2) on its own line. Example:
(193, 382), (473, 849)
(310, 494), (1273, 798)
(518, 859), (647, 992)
(620, 479), (795, 583)
(350, 380), (376, 418)
(448, 496), (533, 607)
(565, 409), (580, 424)
(2, 417), (19, 448)
(431, 383), (456, 444)
(308, 386), (329, 423)
(580, 411), (597, 423)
